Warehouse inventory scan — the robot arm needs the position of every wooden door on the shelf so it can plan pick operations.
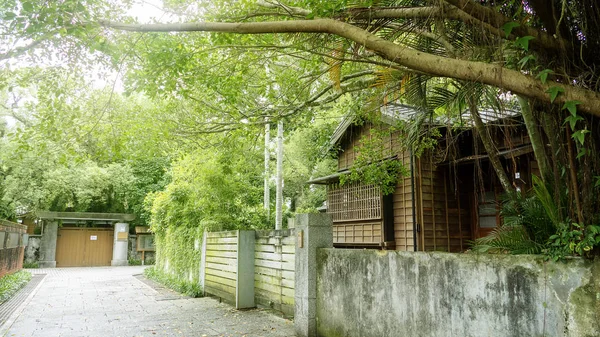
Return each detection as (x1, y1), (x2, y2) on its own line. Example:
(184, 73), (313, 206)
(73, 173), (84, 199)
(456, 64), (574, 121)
(56, 228), (114, 267)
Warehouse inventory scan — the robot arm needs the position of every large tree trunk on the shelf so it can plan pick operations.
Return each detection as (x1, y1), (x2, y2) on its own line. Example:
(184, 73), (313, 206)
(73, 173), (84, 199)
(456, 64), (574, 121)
(469, 100), (516, 199)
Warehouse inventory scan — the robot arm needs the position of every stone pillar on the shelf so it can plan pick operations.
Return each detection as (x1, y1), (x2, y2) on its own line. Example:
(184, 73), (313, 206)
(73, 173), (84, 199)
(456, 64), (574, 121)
(294, 213), (333, 337)
(236, 230), (255, 309)
(39, 220), (58, 268)
(111, 222), (129, 266)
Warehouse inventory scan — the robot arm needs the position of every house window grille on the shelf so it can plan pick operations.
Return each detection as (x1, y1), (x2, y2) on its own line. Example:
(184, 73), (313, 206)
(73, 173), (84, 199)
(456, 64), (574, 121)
(327, 182), (382, 222)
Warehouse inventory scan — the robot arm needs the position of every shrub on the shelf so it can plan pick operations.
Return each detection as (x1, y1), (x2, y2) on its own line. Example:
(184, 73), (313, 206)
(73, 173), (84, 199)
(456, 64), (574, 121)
(144, 266), (202, 297)
(0, 270), (32, 303)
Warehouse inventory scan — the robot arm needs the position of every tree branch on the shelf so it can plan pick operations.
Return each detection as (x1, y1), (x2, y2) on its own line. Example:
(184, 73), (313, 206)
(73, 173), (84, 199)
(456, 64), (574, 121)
(101, 19), (600, 117)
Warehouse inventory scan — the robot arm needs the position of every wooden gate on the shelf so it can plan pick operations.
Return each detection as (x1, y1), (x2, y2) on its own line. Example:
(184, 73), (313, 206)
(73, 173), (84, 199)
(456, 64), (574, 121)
(56, 228), (113, 267)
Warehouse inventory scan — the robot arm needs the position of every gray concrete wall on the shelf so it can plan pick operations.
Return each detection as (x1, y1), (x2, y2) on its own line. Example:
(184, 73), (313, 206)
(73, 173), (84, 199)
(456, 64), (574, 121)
(38, 221), (57, 268)
(316, 250), (600, 337)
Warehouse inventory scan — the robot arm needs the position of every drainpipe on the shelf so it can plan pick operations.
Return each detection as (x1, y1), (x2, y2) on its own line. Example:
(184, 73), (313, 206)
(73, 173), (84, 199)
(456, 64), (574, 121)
(410, 150), (418, 252)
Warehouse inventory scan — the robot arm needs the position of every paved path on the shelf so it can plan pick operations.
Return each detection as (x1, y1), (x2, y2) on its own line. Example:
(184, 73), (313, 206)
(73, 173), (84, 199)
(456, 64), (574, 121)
(3, 267), (295, 337)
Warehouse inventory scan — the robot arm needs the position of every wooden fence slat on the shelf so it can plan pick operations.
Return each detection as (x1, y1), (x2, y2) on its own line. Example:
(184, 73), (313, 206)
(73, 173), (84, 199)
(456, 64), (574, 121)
(205, 268), (236, 280)
(205, 274), (236, 287)
(205, 244), (238, 251)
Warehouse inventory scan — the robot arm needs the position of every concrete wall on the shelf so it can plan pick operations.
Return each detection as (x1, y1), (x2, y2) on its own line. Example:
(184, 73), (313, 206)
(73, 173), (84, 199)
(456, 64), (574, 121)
(316, 250), (600, 337)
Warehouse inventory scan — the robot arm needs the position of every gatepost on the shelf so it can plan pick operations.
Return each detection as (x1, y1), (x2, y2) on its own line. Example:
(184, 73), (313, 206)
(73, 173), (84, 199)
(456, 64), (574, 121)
(39, 220), (58, 268)
(294, 213), (333, 337)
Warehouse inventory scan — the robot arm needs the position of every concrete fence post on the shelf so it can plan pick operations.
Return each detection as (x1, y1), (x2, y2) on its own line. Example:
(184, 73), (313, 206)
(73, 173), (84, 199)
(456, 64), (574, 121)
(294, 213), (333, 337)
(199, 230), (207, 296)
(236, 230), (255, 309)
(39, 220), (58, 268)
(111, 222), (129, 266)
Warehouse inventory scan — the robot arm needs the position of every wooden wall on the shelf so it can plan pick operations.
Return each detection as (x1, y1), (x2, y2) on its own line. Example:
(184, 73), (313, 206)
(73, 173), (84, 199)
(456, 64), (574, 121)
(332, 121), (473, 252)
(392, 150), (415, 251)
(204, 231), (238, 304)
(414, 155), (471, 252)
(254, 229), (295, 317)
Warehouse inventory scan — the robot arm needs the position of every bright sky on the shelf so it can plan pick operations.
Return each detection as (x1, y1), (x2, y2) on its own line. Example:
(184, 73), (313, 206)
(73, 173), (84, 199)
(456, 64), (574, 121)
(129, 0), (175, 23)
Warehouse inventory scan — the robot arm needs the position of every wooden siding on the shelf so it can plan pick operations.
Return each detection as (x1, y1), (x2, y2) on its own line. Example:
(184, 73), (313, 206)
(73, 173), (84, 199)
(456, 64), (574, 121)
(254, 229), (295, 317)
(337, 123), (403, 171)
(415, 155), (471, 252)
(333, 221), (383, 246)
(392, 151), (415, 251)
(204, 231), (238, 304)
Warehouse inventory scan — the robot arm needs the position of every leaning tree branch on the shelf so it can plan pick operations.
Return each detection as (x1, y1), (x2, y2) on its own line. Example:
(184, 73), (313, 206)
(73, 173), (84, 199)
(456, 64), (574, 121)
(100, 19), (600, 117)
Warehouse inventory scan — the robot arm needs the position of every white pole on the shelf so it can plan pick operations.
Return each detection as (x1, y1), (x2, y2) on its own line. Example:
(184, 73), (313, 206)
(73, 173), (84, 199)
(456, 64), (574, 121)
(275, 120), (283, 230)
(264, 122), (270, 221)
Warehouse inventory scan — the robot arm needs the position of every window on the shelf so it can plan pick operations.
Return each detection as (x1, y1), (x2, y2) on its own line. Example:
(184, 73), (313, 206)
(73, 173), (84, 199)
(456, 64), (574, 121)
(327, 183), (382, 222)
(478, 191), (497, 228)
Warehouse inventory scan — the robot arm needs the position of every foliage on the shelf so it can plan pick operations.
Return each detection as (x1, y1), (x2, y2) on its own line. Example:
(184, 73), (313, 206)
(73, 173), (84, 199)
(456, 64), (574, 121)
(471, 176), (600, 259)
(152, 225), (201, 284)
(546, 223), (600, 261)
(144, 266), (202, 297)
(22, 262), (38, 268)
(0, 270), (31, 304)
(340, 113), (409, 195)
(283, 99), (345, 213)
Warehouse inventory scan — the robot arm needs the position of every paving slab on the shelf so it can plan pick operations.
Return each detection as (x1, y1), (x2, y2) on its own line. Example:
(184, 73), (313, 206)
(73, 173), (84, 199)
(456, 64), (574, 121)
(3, 267), (295, 337)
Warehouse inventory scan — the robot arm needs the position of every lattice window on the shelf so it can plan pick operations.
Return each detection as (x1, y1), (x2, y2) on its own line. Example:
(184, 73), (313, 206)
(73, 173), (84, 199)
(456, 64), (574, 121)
(327, 183), (382, 222)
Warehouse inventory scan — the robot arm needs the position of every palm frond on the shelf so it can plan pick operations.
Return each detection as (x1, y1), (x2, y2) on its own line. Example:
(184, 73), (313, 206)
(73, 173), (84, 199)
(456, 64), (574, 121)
(471, 225), (543, 255)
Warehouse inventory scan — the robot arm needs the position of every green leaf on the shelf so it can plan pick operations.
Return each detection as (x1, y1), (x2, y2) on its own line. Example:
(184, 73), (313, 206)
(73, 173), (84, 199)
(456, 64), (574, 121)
(515, 36), (535, 51)
(518, 55), (536, 70)
(22, 2), (33, 12)
(536, 69), (553, 84)
(562, 100), (582, 116)
(571, 129), (589, 145)
(546, 86), (565, 103)
(501, 22), (520, 37)
(3, 12), (16, 20)
(564, 114), (583, 130)
(576, 148), (587, 160)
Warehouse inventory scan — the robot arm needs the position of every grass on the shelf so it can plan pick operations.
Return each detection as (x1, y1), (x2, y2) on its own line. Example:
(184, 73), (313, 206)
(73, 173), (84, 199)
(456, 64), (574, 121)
(0, 270), (32, 304)
(144, 266), (202, 298)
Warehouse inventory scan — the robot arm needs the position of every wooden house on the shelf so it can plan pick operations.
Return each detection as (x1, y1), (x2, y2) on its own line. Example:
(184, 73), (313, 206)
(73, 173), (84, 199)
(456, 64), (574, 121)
(308, 104), (538, 252)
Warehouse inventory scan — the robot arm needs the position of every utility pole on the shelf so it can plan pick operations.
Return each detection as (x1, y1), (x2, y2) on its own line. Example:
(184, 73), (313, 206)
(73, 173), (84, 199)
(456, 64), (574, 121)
(275, 120), (283, 230)
(264, 122), (270, 221)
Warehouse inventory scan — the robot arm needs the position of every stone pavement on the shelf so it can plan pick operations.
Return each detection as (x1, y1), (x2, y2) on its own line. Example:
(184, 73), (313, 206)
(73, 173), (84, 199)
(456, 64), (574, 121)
(3, 266), (295, 337)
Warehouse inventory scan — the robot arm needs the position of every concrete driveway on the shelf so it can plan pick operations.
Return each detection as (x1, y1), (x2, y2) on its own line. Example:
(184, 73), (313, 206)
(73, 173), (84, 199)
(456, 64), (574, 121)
(3, 266), (295, 337)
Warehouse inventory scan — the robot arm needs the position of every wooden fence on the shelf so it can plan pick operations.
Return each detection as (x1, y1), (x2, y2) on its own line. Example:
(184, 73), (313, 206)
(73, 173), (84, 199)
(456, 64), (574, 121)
(203, 231), (238, 304)
(254, 229), (295, 316)
(200, 229), (296, 316)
